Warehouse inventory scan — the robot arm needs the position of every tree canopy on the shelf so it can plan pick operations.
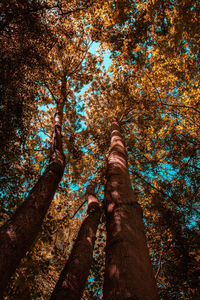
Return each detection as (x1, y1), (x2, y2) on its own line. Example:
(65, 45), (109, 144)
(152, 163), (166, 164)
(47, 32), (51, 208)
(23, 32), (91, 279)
(0, 0), (199, 299)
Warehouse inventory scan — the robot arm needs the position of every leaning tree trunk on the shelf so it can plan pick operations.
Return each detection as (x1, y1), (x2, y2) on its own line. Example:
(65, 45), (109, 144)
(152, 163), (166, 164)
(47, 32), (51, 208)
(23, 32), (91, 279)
(50, 181), (101, 300)
(0, 111), (65, 294)
(103, 120), (158, 300)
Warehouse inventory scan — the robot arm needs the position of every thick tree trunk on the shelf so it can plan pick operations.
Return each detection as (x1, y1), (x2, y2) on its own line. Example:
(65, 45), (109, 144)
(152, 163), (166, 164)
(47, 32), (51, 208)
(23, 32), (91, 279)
(0, 112), (65, 294)
(50, 181), (101, 300)
(103, 120), (158, 300)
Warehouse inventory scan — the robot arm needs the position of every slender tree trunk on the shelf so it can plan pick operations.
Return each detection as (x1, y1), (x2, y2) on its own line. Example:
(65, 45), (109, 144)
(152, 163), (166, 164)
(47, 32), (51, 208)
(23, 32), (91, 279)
(0, 111), (65, 294)
(50, 181), (101, 300)
(103, 120), (158, 300)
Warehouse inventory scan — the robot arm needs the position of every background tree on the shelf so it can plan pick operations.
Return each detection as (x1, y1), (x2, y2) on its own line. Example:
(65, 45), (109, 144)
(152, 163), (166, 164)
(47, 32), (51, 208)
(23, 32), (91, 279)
(0, 0), (54, 225)
(1, 5), (102, 297)
(51, 179), (101, 300)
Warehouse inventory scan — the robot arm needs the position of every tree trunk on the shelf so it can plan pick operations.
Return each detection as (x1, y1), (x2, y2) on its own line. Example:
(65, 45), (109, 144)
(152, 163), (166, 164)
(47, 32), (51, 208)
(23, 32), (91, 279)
(0, 112), (65, 294)
(103, 120), (158, 300)
(50, 181), (101, 300)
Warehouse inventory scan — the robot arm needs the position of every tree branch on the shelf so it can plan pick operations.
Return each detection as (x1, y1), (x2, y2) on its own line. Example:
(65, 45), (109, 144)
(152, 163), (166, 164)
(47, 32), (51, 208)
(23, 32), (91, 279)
(155, 246), (164, 279)
(144, 71), (200, 114)
(59, 2), (95, 16)
(70, 167), (105, 219)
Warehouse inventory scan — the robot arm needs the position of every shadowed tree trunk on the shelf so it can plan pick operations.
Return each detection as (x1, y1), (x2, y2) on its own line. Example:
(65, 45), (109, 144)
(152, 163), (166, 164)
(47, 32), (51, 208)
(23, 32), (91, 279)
(103, 120), (158, 300)
(50, 181), (101, 300)
(0, 111), (65, 294)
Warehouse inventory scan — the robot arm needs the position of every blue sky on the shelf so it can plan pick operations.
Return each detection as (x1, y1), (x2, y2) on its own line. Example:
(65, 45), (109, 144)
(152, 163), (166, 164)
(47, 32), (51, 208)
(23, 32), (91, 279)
(89, 42), (112, 69)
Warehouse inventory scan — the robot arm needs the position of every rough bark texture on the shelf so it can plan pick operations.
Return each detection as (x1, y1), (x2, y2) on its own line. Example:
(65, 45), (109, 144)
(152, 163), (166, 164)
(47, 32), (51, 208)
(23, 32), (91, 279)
(103, 121), (158, 300)
(50, 183), (101, 300)
(0, 112), (65, 294)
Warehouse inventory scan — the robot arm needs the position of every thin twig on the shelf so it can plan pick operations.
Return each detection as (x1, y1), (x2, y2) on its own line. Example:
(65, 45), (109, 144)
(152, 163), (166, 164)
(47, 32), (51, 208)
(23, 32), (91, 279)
(71, 199), (87, 219)
(155, 246), (164, 279)
(59, 2), (95, 16)
(71, 167), (105, 219)
(131, 170), (181, 207)
(43, 81), (59, 105)
(162, 103), (200, 114)
(67, 42), (91, 78)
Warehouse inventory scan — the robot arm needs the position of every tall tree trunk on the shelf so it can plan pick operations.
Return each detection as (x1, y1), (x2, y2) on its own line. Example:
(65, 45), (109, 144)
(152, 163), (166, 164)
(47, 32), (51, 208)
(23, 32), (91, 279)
(50, 181), (101, 300)
(0, 111), (65, 294)
(103, 120), (158, 300)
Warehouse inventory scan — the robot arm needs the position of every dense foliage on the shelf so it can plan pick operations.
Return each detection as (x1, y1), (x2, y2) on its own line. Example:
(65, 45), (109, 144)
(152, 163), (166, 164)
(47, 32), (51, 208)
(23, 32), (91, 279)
(0, 0), (199, 299)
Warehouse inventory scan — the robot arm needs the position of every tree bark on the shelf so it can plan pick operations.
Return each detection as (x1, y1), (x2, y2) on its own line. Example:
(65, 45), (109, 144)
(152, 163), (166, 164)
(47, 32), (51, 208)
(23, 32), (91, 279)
(0, 112), (65, 294)
(103, 120), (158, 300)
(50, 181), (101, 300)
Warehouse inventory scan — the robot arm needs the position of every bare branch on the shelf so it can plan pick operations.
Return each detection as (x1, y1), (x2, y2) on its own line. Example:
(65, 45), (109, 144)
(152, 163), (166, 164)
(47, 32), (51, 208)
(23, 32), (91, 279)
(162, 103), (200, 114)
(43, 81), (59, 105)
(59, 2), (95, 16)
(67, 42), (92, 77)
(155, 246), (164, 279)
(71, 199), (87, 219)
(71, 166), (105, 219)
